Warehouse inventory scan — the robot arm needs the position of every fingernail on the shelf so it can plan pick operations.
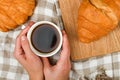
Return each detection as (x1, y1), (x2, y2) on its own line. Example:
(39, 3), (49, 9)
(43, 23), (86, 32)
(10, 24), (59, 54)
(21, 36), (26, 41)
(21, 25), (26, 29)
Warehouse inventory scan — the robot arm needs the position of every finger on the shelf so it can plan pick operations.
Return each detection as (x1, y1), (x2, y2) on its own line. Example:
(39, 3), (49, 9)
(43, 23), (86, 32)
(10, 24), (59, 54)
(61, 31), (70, 58)
(14, 34), (26, 64)
(15, 21), (33, 54)
(15, 33), (22, 52)
(21, 21), (34, 35)
(26, 21), (35, 28)
(20, 35), (33, 56)
(14, 21), (34, 65)
(58, 31), (70, 63)
(42, 57), (51, 69)
(18, 21), (35, 37)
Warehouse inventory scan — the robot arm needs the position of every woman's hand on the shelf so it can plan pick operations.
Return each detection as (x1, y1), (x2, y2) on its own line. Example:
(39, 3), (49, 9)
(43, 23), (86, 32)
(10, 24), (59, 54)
(42, 31), (71, 80)
(14, 22), (44, 80)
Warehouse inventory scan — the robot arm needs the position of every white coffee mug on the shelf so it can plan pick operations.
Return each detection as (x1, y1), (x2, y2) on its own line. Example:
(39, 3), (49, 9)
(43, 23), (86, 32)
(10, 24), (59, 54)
(27, 21), (62, 57)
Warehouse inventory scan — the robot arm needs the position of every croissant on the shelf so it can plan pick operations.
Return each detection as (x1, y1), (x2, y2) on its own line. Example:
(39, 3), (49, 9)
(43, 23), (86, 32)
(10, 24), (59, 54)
(77, 0), (120, 43)
(0, 0), (35, 32)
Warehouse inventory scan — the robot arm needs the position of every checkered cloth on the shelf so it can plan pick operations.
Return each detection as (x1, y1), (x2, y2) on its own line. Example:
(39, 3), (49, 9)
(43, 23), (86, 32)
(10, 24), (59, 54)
(0, 0), (120, 80)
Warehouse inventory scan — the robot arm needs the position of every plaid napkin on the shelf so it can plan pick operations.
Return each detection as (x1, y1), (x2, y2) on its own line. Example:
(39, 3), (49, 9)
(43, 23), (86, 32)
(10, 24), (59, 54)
(70, 52), (120, 80)
(0, 0), (120, 80)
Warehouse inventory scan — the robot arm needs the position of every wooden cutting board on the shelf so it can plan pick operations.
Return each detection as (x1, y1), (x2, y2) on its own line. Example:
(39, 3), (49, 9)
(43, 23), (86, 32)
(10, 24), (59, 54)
(59, 0), (120, 61)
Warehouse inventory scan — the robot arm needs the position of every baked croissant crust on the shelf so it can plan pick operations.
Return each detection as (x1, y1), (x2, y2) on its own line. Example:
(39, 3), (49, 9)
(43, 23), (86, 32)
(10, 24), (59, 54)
(0, 0), (35, 32)
(77, 0), (120, 43)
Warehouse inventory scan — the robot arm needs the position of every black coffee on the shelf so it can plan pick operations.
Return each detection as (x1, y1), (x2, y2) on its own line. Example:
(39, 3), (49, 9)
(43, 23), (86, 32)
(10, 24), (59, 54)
(31, 24), (60, 53)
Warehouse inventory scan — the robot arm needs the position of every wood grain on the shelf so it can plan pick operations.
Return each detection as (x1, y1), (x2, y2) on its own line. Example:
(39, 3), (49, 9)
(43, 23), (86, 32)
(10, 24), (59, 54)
(59, 0), (120, 61)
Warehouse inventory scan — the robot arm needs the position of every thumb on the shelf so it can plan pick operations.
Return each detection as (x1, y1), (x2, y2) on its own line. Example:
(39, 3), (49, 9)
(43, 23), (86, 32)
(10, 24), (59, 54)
(42, 57), (51, 69)
(59, 31), (70, 61)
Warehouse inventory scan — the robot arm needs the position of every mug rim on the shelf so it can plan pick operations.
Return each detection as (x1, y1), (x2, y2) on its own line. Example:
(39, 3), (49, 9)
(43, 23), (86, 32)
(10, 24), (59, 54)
(27, 21), (62, 57)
